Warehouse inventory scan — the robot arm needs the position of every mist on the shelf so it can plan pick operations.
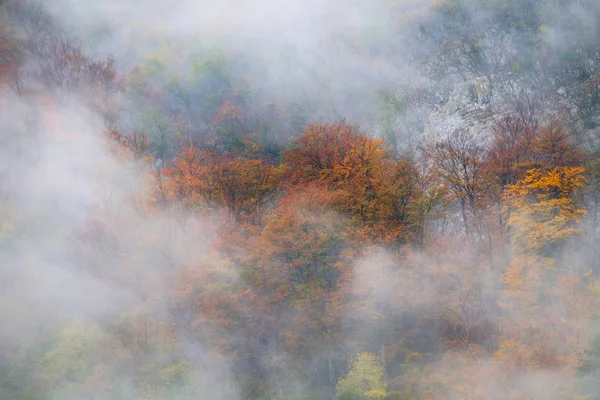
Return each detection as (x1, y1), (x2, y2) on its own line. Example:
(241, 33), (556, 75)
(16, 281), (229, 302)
(2, 0), (600, 399)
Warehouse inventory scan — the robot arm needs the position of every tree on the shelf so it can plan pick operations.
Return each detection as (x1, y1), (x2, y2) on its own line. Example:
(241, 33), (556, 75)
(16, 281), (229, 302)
(504, 166), (587, 255)
(159, 143), (215, 214)
(484, 113), (538, 255)
(422, 130), (486, 240)
(495, 166), (592, 386)
(283, 121), (385, 187)
(39, 321), (116, 398)
(336, 353), (388, 400)
(208, 156), (281, 222)
(284, 121), (423, 246)
(531, 120), (583, 170)
(485, 113), (538, 196)
(161, 143), (280, 221)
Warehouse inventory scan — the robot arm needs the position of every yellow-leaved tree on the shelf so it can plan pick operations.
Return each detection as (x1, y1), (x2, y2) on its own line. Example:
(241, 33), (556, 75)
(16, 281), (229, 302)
(495, 166), (591, 384)
(504, 166), (587, 255)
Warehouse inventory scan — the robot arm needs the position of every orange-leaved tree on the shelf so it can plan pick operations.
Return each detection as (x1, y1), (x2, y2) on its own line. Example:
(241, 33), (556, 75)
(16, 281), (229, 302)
(283, 120), (423, 246)
(159, 143), (280, 221)
(240, 185), (349, 392)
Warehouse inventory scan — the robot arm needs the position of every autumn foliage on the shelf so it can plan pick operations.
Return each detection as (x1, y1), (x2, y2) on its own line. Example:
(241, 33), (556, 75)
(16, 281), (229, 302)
(5, 1), (600, 399)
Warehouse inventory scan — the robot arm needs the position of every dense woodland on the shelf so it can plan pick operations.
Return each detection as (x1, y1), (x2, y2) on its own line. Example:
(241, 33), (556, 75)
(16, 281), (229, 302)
(3, 0), (600, 399)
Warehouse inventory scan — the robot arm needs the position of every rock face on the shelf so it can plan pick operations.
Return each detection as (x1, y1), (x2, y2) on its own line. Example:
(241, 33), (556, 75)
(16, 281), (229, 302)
(422, 72), (600, 147)
(423, 77), (502, 143)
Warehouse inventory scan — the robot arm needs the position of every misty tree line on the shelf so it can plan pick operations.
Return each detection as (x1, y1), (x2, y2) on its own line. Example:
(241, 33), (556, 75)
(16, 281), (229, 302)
(3, 0), (600, 399)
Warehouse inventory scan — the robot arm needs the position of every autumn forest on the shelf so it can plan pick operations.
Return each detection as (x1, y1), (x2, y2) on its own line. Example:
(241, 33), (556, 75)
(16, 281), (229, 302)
(3, 0), (600, 399)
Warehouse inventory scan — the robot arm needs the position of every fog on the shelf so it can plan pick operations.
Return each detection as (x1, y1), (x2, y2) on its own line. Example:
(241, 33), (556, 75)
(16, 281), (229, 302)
(2, 0), (600, 399)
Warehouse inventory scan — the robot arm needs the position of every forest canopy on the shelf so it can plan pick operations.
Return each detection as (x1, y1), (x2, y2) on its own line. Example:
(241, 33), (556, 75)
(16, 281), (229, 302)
(2, 0), (600, 399)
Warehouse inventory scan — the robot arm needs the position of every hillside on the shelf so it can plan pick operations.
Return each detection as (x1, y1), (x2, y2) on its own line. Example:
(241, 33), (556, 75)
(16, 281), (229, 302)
(1, 0), (600, 399)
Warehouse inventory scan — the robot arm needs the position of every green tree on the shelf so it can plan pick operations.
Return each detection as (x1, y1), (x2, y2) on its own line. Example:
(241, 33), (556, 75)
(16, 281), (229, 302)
(336, 353), (387, 400)
(39, 321), (113, 398)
